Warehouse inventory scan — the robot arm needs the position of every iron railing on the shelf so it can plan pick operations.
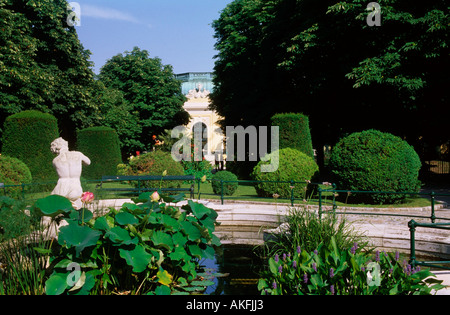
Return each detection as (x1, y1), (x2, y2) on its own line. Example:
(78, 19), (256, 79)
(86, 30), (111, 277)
(200, 179), (333, 206)
(408, 220), (450, 270)
(317, 187), (450, 270)
(3, 178), (450, 270)
(317, 188), (450, 223)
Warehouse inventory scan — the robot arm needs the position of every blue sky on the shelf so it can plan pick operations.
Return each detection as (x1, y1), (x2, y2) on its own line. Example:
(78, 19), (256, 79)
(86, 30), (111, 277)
(74, 0), (233, 75)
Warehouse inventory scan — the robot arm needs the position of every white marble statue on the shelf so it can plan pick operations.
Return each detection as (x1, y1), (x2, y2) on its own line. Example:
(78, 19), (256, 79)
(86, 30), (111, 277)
(50, 137), (91, 209)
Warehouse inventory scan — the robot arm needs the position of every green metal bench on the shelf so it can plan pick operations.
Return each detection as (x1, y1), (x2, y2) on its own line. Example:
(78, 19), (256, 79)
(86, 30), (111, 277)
(98, 175), (195, 199)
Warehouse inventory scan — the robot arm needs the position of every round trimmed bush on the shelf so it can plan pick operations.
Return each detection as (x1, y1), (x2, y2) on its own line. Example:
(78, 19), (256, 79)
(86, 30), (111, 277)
(211, 171), (238, 196)
(329, 129), (422, 204)
(251, 148), (319, 199)
(77, 127), (123, 179)
(124, 150), (185, 189)
(1, 110), (59, 182)
(0, 155), (32, 199)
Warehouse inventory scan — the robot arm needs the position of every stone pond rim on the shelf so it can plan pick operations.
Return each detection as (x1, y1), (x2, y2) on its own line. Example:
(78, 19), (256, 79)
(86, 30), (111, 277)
(95, 198), (450, 260)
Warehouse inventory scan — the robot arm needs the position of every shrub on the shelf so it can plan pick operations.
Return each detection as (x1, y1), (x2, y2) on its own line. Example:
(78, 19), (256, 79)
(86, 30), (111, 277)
(124, 150), (185, 189)
(1, 110), (59, 182)
(329, 130), (422, 204)
(0, 155), (32, 199)
(271, 113), (314, 159)
(182, 160), (213, 181)
(0, 196), (33, 241)
(258, 237), (445, 295)
(33, 192), (221, 295)
(211, 171), (238, 196)
(251, 148), (319, 199)
(77, 127), (123, 179)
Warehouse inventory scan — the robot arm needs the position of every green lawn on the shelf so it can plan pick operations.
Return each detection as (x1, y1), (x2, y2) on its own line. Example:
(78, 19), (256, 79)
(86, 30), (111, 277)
(20, 180), (432, 209)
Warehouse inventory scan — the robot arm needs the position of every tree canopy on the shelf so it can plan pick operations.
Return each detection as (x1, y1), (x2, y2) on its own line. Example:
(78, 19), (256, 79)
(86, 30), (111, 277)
(0, 0), (98, 144)
(98, 47), (190, 152)
(210, 0), (449, 166)
(0, 0), (189, 157)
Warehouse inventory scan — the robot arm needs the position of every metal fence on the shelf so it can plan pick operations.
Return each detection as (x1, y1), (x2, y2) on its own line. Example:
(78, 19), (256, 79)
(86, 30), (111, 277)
(3, 177), (450, 270)
(317, 188), (450, 223)
(201, 179), (332, 206)
(408, 220), (450, 270)
(317, 187), (450, 270)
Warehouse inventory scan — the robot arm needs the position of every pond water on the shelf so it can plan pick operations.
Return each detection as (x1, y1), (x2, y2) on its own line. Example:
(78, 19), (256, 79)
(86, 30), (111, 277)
(201, 245), (265, 295)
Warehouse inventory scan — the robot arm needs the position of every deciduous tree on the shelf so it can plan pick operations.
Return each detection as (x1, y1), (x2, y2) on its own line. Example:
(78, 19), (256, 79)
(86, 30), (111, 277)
(99, 47), (190, 151)
(0, 0), (98, 145)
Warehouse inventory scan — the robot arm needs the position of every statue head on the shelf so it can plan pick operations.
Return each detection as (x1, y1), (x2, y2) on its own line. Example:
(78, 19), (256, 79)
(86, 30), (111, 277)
(51, 137), (69, 154)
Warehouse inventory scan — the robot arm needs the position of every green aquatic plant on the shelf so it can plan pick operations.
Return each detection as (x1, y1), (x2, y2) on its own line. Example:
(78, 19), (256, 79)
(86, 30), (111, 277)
(33, 191), (221, 295)
(258, 237), (445, 295)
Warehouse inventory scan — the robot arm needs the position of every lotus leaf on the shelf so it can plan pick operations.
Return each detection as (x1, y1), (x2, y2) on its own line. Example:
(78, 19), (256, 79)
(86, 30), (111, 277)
(157, 268), (173, 286)
(58, 223), (102, 257)
(115, 211), (139, 225)
(35, 195), (73, 218)
(45, 272), (68, 295)
(119, 245), (152, 273)
(151, 230), (174, 251)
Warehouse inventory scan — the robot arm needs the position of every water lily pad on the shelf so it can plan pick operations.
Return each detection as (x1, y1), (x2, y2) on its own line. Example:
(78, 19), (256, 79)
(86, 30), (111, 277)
(190, 280), (215, 287)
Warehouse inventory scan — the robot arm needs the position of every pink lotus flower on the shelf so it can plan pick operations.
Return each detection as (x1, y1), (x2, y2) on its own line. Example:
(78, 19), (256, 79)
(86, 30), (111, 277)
(81, 191), (94, 203)
(150, 191), (160, 202)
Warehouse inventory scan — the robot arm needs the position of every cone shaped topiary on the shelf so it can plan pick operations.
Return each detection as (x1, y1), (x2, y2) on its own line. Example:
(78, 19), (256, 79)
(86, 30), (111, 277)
(271, 113), (314, 159)
(77, 127), (123, 179)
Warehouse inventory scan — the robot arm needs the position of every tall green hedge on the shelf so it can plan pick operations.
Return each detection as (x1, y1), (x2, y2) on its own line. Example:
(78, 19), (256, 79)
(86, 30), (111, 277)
(271, 113), (314, 158)
(0, 155), (32, 199)
(77, 127), (122, 179)
(1, 110), (59, 182)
